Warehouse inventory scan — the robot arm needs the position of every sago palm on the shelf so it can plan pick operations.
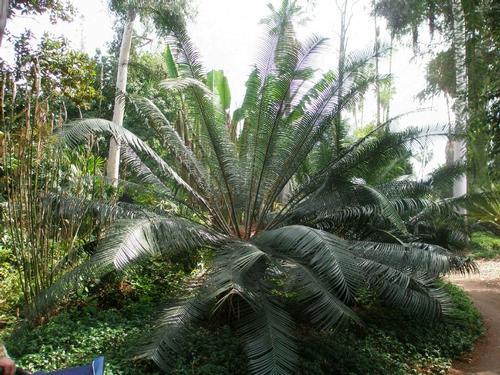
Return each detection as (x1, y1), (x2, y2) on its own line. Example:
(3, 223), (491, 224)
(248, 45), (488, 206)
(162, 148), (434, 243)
(39, 2), (472, 373)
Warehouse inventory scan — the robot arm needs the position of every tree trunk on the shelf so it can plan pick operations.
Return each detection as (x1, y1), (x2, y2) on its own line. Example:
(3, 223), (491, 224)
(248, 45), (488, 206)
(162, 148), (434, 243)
(384, 35), (394, 124)
(374, 4), (381, 127)
(445, 94), (455, 197)
(451, 0), (468, 198)
(0, 0), (8, 47)
(106, 11), (136, 184)
(333, 0), (349, 154)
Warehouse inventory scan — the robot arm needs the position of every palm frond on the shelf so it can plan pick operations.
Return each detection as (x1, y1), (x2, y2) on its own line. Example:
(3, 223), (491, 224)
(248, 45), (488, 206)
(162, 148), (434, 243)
(359, 184), (409, 235)
(262, 56), (378, 216)
(375, 179), (432, 199)
(93, 216), (221, 269)
(58, 119), (209, 208)
(427, 162), (466, 195)
(208, 241), (270, 312)
(255, 226), (362, 304)
(349, 241), (469, 276)
(288, 261), (362, 329)
(33, 216), (221, 316)
(454, 191), (500, 234)
(128, 95), (212, 194)
(161, 77), (214, 97)
(120, 145), (173, 195)
(238, 294), (298, 375)
(360, 257), (453, 319)
(246, 35), (328, 231)
(138, 294), (209, 371)
(168, 29), (242, 232)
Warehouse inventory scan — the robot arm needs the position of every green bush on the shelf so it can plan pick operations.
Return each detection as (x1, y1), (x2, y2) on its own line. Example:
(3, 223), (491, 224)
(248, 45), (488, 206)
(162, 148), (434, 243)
(469, 231), (500, 259)
(169, 326), (248, 375)
(0, 235), (23, 324)
(5, 306), (247, 375)
(3, 282), (482, 374)
(1, 254), (191, 374)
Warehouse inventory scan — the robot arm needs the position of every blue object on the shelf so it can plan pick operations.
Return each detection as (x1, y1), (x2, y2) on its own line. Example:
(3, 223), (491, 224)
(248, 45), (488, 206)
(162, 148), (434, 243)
(33, 357), (105, 375)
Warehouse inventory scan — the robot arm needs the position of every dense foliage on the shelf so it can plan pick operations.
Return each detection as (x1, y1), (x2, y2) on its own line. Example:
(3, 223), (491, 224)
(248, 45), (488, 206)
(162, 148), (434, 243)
(374, 0), (500, 188)
(469, 232), (500, 259)
(2, 276), (483, 374)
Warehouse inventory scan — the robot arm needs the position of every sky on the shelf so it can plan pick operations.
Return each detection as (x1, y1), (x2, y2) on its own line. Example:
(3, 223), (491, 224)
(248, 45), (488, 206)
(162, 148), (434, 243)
(0, 0), (451, 177)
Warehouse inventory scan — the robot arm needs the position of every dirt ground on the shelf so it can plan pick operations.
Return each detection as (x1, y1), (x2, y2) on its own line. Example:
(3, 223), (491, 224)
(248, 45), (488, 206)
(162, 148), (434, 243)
(447, 260), (500, 375)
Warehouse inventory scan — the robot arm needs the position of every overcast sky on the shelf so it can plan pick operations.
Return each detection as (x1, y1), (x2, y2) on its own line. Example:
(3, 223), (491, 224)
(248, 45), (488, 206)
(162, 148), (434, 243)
(0, 0), (451, 176)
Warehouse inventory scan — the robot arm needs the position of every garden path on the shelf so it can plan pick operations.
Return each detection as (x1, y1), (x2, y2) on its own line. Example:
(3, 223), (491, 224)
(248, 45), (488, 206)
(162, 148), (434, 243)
(448, 260), (500, 375)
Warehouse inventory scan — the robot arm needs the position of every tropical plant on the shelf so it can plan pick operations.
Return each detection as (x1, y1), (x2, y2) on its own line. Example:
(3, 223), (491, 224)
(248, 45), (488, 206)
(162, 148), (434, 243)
(461, 189), (500, 235)
(37, 2), (473, 374)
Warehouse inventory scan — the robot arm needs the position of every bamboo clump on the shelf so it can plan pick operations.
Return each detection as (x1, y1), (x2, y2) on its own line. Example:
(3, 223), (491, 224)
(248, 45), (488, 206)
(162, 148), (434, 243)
(0, 69), (108, 317)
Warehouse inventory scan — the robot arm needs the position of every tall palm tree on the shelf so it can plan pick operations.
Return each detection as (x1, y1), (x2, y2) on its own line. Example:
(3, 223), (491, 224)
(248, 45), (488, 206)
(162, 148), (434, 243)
(39, 2), (472, 373)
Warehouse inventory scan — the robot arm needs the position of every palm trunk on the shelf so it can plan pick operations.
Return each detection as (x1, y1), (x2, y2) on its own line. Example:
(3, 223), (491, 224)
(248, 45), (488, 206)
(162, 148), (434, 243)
(374, 3), (381, 127)
(333, 0), (349, 154)
(0, 0), (8, 46)
(451, 0), (467, 198)
(384, 35), (394, 124)
(445, 94), (455, 197)
(106, 11), (136, 184)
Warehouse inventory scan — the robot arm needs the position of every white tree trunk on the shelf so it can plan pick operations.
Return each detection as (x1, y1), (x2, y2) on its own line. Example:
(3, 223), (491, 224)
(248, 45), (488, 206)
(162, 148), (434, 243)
(451, 0), (468, 198)
(0, 0), (8, 47)
(334, 0), (349, 149)
(335, 0), (348, 112)
(106, 12), (136, 184)
(373, 2), (381, 127)
(384, 35), (394, 123)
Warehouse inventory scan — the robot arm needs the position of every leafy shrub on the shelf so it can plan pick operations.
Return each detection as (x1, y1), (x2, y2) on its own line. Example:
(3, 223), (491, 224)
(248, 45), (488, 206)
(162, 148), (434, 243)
(6, 306), (247, 375)
(169, 326), (248, 375)
(5, 303), (158, 374)
(2, 255), (192, 374)
(469, 231), (500, 259)
(0, 235), (23, 324)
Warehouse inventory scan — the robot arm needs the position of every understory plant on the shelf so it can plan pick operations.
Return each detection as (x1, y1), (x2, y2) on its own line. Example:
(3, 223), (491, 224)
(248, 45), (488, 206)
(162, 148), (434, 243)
(37, 1), (474, 374)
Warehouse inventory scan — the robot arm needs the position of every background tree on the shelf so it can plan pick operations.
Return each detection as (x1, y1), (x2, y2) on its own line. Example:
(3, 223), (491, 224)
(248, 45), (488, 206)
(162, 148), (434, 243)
(332, 0), (352, 151)
(1, 32), (100, 121)
(0, 0), (74, 46)
(373, 0), (382, 127)
(105, 0), (193, 185)
(0, 0), (7, 46)
(106, 0), (137, 185)
(373, 0), (500, 192)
